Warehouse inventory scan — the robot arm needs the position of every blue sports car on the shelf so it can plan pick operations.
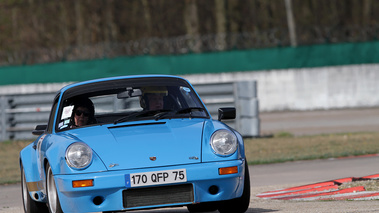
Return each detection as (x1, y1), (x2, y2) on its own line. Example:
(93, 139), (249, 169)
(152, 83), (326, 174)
(20, 75), (250, 213)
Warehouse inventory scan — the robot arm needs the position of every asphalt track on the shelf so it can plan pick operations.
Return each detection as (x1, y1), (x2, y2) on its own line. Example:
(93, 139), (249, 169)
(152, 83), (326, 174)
(260, 107), (379, 136)
(2, 108), (379, 212)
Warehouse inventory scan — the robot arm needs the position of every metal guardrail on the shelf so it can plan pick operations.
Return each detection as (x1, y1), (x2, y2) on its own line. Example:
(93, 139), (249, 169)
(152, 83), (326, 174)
(0, 81), (259, 141)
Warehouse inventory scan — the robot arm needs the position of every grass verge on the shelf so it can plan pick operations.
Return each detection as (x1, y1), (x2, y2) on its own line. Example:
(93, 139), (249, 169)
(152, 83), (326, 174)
(245, 132), (379, 165)
(0, 140), (30, 185)
(1, 131), (379, 185)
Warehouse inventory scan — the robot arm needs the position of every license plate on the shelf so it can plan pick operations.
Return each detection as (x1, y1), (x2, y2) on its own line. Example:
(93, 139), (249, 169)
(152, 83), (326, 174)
(125, 169), (187, 187)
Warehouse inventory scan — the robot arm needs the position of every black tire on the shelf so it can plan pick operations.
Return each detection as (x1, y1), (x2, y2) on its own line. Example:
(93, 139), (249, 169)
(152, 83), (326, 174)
(187, 202), (218, 212)
(218, 160), (250, 213)
(46, 163), (63, 213)
(21, 164), (49, 213)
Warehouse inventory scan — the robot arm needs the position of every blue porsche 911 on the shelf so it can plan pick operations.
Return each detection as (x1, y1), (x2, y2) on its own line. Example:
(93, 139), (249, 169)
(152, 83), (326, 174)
(20, 75), (250, 213)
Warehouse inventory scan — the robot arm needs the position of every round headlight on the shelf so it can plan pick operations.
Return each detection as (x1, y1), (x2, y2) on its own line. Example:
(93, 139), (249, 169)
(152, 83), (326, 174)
(66, 142), (93, 169)
(210, 129), (237, 156)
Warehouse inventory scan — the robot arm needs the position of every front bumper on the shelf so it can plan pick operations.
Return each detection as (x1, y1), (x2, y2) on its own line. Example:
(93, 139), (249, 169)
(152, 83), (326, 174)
(54, 159), (245, 212)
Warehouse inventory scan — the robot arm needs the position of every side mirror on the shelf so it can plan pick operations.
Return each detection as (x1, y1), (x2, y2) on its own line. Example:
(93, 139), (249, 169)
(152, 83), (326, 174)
(218, 107), (236, 121)
(32, 124), (47, 136)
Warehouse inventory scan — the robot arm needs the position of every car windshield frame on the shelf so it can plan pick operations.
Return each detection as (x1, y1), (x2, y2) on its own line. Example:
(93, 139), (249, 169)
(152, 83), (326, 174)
(55, 76), (209, 132)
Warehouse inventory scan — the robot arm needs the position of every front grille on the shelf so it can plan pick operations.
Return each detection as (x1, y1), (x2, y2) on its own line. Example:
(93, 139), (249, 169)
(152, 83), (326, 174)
(123, 184), (194, 208)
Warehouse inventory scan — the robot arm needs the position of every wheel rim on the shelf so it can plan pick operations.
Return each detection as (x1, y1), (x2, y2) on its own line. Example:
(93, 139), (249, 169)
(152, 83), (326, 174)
(21, 168), (29, 210)
(47, 166), (58, 213)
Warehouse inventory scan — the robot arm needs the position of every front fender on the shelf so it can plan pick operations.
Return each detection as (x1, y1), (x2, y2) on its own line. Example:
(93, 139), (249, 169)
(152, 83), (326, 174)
(43, 133), (108, 176)
(234, 129), (246, 160)
(202, 120), (240, 162)
(20, 143), (40, 184)
(20, 139), (47, 202)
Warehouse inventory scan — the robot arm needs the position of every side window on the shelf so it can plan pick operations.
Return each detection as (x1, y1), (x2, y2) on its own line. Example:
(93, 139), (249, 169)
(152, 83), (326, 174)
(46, 95), (59, 133)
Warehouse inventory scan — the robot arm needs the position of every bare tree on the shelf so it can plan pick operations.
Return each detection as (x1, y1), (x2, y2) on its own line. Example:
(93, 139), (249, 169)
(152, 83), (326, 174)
(184, 0), (201, 52)
(59, 1), (70, 48)
(75, 1), (84, 46)
(11, 7), (18, 39)
(214, 0), (227, 50)
(362, 0), (372, 26)
(284, 0), (297, 46)
(142, 0), (152, 36)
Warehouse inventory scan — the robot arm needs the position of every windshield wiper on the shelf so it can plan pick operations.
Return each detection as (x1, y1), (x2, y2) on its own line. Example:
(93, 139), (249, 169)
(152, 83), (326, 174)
(176, 107), (204, 114)
(114, 111), (146, 124)
(153, 110), (176, 121)
(114, 109), (171, 124)
(154, 107), (205, 120)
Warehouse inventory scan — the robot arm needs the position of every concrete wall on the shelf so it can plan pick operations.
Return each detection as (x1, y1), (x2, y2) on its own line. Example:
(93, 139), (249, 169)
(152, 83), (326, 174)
(183, 63), (379, 111)
(2, 63), (379, 112)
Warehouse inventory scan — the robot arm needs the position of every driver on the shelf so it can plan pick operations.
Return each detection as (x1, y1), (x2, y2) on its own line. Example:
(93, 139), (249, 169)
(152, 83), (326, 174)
(70, 98), (96, 127)
(140, 86), (168, 110)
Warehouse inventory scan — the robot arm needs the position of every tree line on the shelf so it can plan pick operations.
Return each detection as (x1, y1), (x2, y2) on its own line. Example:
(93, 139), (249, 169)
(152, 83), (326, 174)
(0, 0), (377, 65)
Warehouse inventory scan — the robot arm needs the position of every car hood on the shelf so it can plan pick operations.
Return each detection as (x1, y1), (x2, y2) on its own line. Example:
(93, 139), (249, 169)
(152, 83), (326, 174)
(70, 119), (205, 171)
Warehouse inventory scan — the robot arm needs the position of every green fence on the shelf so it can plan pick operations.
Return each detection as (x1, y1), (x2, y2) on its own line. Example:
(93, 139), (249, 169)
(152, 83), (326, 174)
(1, 41), (378, 86)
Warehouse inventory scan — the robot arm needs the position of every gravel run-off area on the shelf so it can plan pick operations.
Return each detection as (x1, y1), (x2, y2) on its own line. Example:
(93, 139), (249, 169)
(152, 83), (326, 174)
(250, 185), (379, 213)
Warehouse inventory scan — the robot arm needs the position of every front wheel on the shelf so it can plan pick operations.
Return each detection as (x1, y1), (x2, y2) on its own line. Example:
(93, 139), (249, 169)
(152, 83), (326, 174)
(21, 164), (48, 213)
(218, 160), (250, 213)
(46, 163), (63, 213)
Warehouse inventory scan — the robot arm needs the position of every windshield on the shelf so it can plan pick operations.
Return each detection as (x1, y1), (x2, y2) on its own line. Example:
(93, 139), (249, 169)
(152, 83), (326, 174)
(56, 77), (209, 131)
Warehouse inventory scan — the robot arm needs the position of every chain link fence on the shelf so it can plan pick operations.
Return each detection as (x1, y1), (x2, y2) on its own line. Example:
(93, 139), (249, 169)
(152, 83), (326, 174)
(1, 25), (378, 67)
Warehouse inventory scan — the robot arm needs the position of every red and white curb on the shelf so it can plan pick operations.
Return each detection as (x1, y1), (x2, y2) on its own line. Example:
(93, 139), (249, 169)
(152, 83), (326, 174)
(257, 174), (379, 201)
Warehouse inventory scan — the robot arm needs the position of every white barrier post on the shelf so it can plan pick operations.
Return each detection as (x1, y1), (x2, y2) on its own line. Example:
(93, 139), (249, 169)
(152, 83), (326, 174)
(0, 96), (7, 141)
(235, 81), (260, 137)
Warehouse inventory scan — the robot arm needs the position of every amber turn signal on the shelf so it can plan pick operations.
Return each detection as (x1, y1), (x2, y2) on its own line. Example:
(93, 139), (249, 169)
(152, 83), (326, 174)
(72, 179), (94, 188)
(219, 166), (238, 175)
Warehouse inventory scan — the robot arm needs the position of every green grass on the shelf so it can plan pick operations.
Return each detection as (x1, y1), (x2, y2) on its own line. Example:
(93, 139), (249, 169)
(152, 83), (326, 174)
(0, 140), (30, 185)
(245, 132), (379, 165)
(2, 131), (379, 184)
